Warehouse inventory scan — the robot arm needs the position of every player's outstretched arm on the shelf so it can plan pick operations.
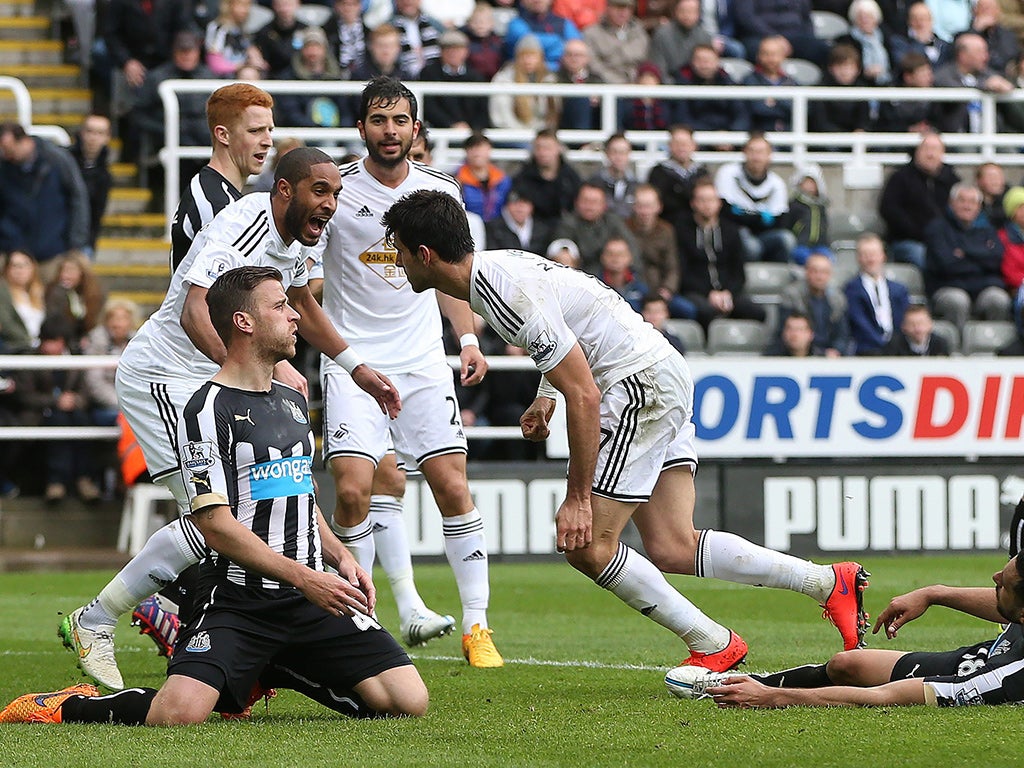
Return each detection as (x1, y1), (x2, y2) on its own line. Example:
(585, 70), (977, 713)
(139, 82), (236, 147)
(287, 284), (401, 418)
(542, 344), (601, 552)
(708, 676), (927, 708)
(191, 505), (371, 617)
(873, 585), (1003, 638)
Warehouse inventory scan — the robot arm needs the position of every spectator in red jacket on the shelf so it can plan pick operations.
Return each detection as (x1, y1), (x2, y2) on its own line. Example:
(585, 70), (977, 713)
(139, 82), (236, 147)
(999, 185), (1024, 296)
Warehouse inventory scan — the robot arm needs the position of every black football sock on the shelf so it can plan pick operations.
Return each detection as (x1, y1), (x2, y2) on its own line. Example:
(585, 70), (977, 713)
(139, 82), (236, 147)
(60, 687), (157, 724)
(751, 664), (832, 689)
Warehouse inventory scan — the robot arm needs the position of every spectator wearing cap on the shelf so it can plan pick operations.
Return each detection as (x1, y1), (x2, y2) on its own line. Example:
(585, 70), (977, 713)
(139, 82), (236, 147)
(486, 186), (553, 253)
(457, 133), (512, 222)
(583, 0), (650, 85)
(490, 35), (559, 130)
(131, 30), (214, 174)
(555, 39), (605, 130)
(999, 185), (1024, 300)
(620, 62), (672, 131)
(420, 29), (489, 130)
(512, 129), (582, 226)
(254, 0), (308, 78)
(462, 2), (504, 81)
(276, 28), (353, 129)
(505, 0), (583, 71)
(649, 0), (712, 83)
(390, 0), (443, 78)
(546, 238), (581, 267)
(325, 0), (369, 76)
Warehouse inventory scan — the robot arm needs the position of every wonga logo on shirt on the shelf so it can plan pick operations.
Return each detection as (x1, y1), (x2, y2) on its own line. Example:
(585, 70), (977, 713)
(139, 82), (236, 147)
(249, 456), (314, 500)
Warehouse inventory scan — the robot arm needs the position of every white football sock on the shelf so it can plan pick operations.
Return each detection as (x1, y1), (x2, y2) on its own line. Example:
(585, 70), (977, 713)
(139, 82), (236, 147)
(369, 494), (427, 619)
(596, 542), (731, 653)
(81, 517), (206, 632)
(442, 509), (489, 633)
(332, 517), (376, 573)
(696, 529), (834, 603)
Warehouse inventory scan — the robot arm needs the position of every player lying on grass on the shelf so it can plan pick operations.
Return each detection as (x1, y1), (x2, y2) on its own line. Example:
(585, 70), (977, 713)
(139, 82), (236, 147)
(1, 266), (427, 725)
(380, 189), (869, 678)
(667, 551), (1024, 707)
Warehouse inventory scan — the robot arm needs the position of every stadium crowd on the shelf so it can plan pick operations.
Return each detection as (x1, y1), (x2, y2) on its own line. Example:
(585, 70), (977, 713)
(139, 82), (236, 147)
(5, 0), (1024, 493)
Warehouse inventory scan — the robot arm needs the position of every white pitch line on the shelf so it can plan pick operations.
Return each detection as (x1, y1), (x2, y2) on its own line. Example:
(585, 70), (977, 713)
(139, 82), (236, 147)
(409, 653), (672, 672)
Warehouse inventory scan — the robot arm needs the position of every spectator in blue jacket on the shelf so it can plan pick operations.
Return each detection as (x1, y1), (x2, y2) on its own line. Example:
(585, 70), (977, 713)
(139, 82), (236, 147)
(504, 0), (581, 71)
(924, 182), (1012, 331)
(456, 132), (512, 223)
(845, 232), (912, 354)
(0, 123), (90, 265)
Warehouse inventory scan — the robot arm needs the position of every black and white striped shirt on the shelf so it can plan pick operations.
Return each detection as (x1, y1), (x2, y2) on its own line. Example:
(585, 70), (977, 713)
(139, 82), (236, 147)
(170, 165), (242, 272)
(178, 380), (322, 589)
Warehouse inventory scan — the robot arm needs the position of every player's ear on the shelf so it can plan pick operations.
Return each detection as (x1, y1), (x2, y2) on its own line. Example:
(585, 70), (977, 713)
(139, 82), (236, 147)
(275, 177), (292, 200)
(212, 124), (230, 147)
(233, 310), (254, 335)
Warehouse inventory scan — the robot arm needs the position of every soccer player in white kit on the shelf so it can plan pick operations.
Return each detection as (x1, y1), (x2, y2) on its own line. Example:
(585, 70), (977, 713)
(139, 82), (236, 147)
(59, 148), (400, 691)
(315, 77), (502, 667)
(381, 189), (872, 677)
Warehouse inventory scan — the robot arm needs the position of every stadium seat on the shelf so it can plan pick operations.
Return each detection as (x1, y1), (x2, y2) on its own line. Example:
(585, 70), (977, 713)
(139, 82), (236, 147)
(782, 58), (822, 86)
(243, 4), (274, 33)
(745, 261), (797, 305)
(961, 320), (1018, 356)
(665, 319), (706, 356)
(832, 248), (860, 287)
(295, 4), (332, 26)
(830, 210), (883, 242)
(931, 319), (960, 353)
(885, 262), (926, 302)
(118, 483), (174, 556)
(811, 10), (850, 40)
(720, 57), (754, 82)
(706, 319), (770, 356)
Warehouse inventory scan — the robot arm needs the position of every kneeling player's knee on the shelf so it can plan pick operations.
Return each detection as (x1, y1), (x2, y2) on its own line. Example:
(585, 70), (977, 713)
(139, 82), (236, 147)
(360, 668), (429, 717)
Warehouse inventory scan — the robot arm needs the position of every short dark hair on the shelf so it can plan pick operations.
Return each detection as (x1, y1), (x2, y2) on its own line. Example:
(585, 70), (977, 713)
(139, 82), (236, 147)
(359, 76), (418, 125)
(272, 146), (333, 194)
(828, 43), (860, 67)
(784, 311), (812, 327)
(0, 121), (27, 141)
(206, 265), (284, 346)
(899, 51), (930, 76)
(1014, 555), (1024, 603)
(382, 190), (475, 264)
(39, 316), (73, 343)
(464, 131), (491, 150)
(641, 293), (667, 309)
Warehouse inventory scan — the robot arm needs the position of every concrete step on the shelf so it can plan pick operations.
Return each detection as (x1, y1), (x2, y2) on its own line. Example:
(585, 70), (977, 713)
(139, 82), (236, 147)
(93, 262), (170, 294)
(111, 163), (141, 188)
(0, 86), (91, 113)
(1, 63), (82, 88)
(0, 39), (63, 64)
(0, 497), (122, 549)
(95, 236), (169, 264)
(0, 0), (37, 18)
(107, 187), (152, 214)
(0, 16), (51, 40)
(0, 111), (83, 130)
(101, 212), (166, 238)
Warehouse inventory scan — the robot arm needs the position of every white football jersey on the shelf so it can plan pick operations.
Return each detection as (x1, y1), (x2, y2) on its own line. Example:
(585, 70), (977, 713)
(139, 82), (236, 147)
(121, 193), (311, 380)
(318, 158), (464, 375)
(469, 250), (674, 392)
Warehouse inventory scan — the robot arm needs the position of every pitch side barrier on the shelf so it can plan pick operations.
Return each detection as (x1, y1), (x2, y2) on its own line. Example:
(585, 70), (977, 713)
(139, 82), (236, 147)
(160, 78), (1024, 236)
(3, 355), (1020, 557)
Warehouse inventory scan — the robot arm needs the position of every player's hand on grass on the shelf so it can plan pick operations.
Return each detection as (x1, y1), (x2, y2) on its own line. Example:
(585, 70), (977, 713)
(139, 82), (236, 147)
(555, 497), (592, 552)
(273, 359), (309, 398)
(460, 345), (487, 386)
(707, 676), (770, 709)
(873, 587), (931, 639)
(520, 397), (556, 441)
(352, 365), (402, 418)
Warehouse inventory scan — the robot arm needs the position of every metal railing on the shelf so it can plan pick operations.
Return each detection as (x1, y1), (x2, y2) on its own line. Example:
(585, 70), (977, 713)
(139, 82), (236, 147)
(0, 76), (72, 146)
(158, 78), (1024, 232)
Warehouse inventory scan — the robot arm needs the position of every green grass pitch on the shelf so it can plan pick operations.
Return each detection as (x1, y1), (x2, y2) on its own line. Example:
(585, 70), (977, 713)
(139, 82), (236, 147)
(0, 554), (1018, 767)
